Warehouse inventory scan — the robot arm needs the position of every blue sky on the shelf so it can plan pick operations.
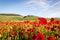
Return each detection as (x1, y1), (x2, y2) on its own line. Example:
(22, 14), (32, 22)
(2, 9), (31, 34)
(0, 0), (60, 18)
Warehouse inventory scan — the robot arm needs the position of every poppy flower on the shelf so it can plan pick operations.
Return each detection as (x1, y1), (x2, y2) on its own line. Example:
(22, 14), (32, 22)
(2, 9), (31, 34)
(55, 34), (58, 37)
(21, 31), (24, 35)
(10, 29), (17, 35)
(24, 20), (30, 24)
(35, 32), (45, 40)
(38, 17), (47, 25)
(15, 22), (21, 26)
(0, 28), (2, 34)
(55, 20), (60, 24)
(10, 33), (15, 37)
(50, 18), (55, 22)
(53, 25), (57, 28)
(4, 28), (8, 30)
(30, 35), (36, 40)
(10, 22), (16, 25)
(45, 25), (50, 30)
(58, 29), (60, 32)
(28, 28), (33, 32)
(48, 36), (55, 40)
(47, 22), (51, 25)
(0, 22), (2, 24)
(51, 27), (54, 31)
(33, 21), (40, 27)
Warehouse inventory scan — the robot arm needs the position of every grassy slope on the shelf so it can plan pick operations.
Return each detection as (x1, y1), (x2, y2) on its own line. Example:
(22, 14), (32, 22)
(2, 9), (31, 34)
(0, 14), (39, 21)
(0, 14), (59, 22)
(0, 14), (23, 22)
(0, 16), (39, 22)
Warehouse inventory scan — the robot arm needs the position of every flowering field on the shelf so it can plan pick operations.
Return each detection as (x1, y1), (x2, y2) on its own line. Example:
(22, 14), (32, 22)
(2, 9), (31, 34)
(0, 17), (60, 40)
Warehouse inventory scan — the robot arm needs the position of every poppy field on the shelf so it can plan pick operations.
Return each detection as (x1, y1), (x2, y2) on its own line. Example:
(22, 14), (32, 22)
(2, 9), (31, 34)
(0, 17), (60, 40)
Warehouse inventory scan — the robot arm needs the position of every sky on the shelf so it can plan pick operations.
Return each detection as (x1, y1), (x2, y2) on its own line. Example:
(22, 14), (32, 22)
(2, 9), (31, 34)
(0, 0), (60, 18)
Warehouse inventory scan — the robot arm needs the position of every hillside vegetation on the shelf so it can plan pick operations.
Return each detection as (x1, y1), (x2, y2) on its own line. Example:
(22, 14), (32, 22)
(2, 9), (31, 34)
(0, 14), (59, 22)
(0, 14), (39, 22)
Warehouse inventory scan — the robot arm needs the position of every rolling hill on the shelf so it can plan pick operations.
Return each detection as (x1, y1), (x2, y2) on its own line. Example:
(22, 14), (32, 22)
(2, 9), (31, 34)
(0, 14), (59, 22)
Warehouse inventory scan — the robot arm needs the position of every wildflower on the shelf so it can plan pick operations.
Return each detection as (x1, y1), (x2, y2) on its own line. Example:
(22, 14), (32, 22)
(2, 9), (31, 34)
(28, 28), (33, 32)
(50, 18), (55, 22)
(48, 36), (55, 40)
(38, 17), (47, 25)
(10, 34), (15, 37)
(45, 25), (50, 30)
(35, 32), (45, 40)
(24, 20), (30, 24)
(21, 31), (24, 35)
(0, 28), (2, 34)
(30, 35), (36, 40)
(51, 27), (54, 31)
(33, 21), (40, 27)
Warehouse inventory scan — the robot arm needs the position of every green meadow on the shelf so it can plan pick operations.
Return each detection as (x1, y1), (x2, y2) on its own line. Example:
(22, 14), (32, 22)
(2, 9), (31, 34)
(0, 14), (59, 22)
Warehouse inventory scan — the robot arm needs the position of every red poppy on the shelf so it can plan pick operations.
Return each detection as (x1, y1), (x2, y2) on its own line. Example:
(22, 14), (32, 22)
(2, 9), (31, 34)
(55, 20), (60, 24)
(51, 21), (55, 25)
(21, 31), (24, 35)
(48, 36), (55, 40)
(33, 21), (40, 27)
(11, 29), (16, 35)
(35, 32), (45, 40)
(4, 28), (8, 30)
(15, 22), (21, 26)
(51, 27), (54, 31)
(28, 28), (33, 32)
(0, 28), (2, 34)
(45, 25), (50, 30)
(50, 18), (55, 22)
(53, 25), (57, 28)
(30, 35), (36, 40)
(55, 34), (58, 37)
(1, 22), (8, 25)
(10, 33), (15, 37)
(58, 29), (60, 32)
(10, 22), (16, 25)
(0, 22), (2, 24)
(24, 20), (30, 24)
(38, 17), (47, 25)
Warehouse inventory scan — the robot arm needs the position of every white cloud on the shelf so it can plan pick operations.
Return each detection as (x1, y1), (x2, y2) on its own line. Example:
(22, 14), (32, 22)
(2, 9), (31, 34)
(25, 0), (49, 9)
(48, 1), (60, 9)
(21, 0), (60, 18)
(25, 0), (60, 10)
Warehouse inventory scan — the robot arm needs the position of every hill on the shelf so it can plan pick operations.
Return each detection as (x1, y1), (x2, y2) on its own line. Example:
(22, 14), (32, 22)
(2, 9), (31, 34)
(0, 14), (21, 16)
(0, 14), (59, 22)
(0, 14), (23, 22)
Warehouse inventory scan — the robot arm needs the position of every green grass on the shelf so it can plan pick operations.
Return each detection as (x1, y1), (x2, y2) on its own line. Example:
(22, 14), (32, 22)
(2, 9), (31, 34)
(0, 16), (23, 22)
(0, 14), (59, 22)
